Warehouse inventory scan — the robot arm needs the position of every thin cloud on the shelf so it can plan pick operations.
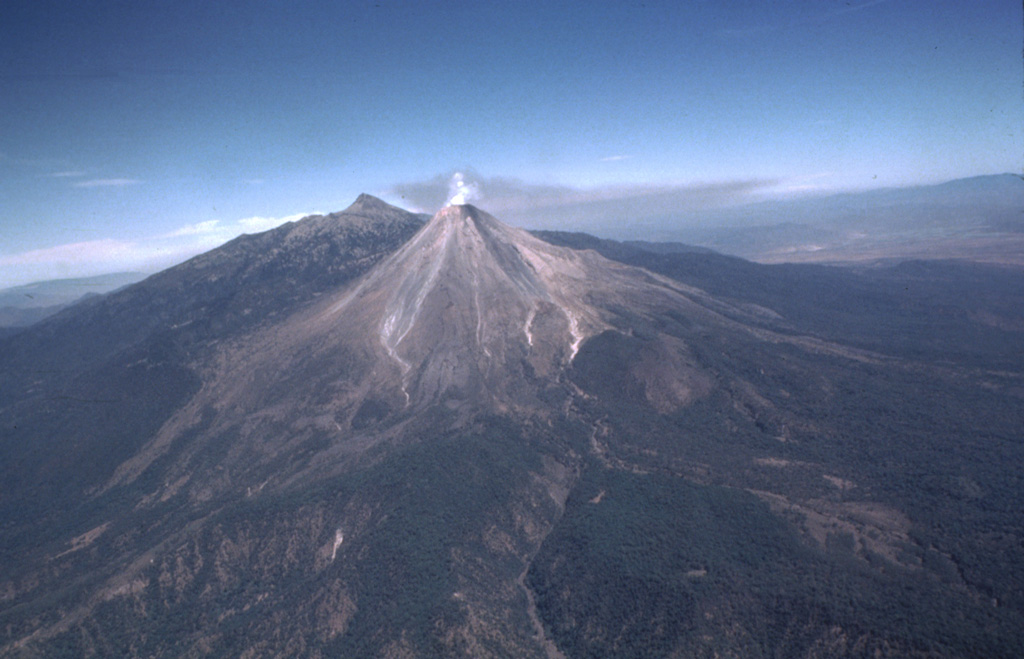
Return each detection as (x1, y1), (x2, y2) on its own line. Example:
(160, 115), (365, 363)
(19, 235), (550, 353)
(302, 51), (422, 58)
(717, 0), (893, 38)
(0, 237), (183, 288)
(774, 171), (837, 194)
(0, 210), (319, 289)
(599, 155), (632, 162)
(49, 170), (87, 178)
(388, 172), (781, 236)
(74, 178), (142, 188)
(833, 0), (892, 16)
(163, 220), (222, 237)
(390, 172), (778, 214)
(237, 212), (316, 233)
(716, 25), (779, 38)
(1, 66), (192, 83)
(0, 71), (120, 82)
(0, 239), (142, 267)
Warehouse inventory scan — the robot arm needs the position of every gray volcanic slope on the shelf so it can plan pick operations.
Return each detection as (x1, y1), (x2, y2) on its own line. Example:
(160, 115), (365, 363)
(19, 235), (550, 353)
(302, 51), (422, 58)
(4, 197), (1023, 657)
(104, 203), (765, 498)
(317, 203), (715, 404)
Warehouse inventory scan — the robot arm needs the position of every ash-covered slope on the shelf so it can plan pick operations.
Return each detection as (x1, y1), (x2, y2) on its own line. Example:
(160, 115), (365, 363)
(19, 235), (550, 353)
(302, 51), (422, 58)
(0, 194), (425, 405)
(310, 203), (724, 406)
(0, 195), (424, 528)
(2, 197), (1023, 658)
(96, 203), (741, 501)
(346, 203), (601, 390)
(326, 202), (607, 402)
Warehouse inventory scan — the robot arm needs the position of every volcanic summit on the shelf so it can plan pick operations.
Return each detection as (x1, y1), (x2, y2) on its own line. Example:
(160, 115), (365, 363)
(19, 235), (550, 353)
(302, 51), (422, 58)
(2, 195), (1023, 657)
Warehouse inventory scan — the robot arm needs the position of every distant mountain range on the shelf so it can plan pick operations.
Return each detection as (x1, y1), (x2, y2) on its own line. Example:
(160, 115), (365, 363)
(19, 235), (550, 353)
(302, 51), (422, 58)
(512, 173), (1021, 265)
(667, 173), (1024, 264)
(0, 272), (147, 331)
(1, 195), (1022, 656)
(3, 174), (1020, 334)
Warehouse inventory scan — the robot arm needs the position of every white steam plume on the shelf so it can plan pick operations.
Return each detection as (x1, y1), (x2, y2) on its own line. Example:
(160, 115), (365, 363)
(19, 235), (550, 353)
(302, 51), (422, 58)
(445, 172), (480, 206)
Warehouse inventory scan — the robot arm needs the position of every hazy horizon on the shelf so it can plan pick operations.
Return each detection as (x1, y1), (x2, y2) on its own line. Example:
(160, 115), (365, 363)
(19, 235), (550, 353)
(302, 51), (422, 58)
(2, 1), (1021, 287)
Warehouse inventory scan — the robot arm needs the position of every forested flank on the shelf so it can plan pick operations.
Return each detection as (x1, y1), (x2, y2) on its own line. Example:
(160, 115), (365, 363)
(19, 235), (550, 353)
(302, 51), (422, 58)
(528, 466), (1024, 658)
(568, 299), (1024, 635)
(25, 416), (574, 657)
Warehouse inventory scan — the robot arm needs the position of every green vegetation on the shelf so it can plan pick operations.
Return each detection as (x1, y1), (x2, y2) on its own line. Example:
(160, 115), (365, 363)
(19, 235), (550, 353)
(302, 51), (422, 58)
(529, 466), (1023, 657)
(19, 416), (574, 657)
(3, 223), (1023, 656)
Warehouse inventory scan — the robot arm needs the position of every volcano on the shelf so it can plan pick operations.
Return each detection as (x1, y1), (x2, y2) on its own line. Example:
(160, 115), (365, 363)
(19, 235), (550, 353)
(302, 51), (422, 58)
(1, 196), (1023, 657)
(90, 202), (759, 512)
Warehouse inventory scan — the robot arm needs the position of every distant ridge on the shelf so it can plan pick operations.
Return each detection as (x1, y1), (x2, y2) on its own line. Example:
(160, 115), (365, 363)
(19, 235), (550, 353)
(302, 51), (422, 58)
(0, 271), (150, 329)
(0, 271), (148, 309)
(668, 173), (1024, 264)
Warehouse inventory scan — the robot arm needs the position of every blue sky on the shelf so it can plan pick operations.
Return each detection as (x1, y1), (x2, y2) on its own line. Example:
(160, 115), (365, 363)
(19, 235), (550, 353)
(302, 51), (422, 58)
(1, 0), (1021, 287)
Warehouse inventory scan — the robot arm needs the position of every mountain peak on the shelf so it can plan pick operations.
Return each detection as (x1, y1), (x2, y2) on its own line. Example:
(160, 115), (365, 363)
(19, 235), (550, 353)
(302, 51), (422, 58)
(437, 202), (479, 215)
(300, 203), (704, 408)
(134, 203), (714, 440)
(330, 202), (600, 404)
(431, 202), (494, 231)
(440, 201), (476, 211)
(344, 193), (395, 214)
